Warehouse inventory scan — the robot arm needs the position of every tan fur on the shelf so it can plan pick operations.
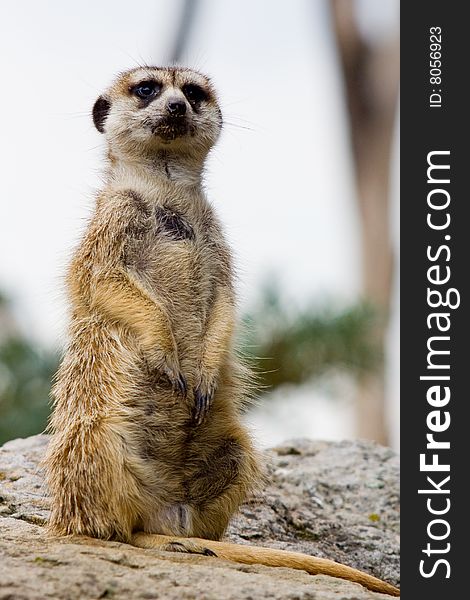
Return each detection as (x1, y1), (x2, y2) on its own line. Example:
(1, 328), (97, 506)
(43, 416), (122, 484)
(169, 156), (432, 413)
(43, 66), (399, 596)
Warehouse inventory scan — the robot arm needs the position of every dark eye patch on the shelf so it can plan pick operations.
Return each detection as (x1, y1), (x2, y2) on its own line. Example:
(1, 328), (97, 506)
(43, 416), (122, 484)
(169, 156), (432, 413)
(182, 83), (208, 104)
(130, 80), (161, 106)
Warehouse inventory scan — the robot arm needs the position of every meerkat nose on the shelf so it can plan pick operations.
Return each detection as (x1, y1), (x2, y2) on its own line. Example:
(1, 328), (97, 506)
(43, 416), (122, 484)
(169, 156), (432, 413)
(167, 99), (187, 117)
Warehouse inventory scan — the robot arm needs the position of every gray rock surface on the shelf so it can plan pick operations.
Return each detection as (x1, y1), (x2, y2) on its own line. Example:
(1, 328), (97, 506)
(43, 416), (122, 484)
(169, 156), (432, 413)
(0, 435), (399, 599)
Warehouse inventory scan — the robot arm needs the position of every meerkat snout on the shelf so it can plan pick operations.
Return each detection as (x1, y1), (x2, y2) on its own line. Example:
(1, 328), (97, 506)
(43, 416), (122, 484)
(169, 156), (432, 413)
(167, 98), (187, 116)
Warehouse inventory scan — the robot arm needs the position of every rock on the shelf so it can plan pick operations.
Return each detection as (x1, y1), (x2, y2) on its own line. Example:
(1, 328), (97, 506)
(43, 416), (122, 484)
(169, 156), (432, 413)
(0, 435), (399, 599)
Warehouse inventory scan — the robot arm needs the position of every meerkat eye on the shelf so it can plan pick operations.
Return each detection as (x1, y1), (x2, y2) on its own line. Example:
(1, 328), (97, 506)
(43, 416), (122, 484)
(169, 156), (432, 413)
(182, 84), (208, 104)
(131, 81), (161, 99)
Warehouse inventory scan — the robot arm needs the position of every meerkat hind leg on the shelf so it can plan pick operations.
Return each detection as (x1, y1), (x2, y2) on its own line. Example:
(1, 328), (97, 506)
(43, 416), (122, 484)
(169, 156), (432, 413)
(160, 539), (217, 557)
(132, 533), (217, 556)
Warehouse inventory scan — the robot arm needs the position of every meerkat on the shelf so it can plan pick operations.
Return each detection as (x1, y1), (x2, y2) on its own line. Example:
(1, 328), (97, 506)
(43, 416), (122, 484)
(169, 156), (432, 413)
(43, 66), (399, 597)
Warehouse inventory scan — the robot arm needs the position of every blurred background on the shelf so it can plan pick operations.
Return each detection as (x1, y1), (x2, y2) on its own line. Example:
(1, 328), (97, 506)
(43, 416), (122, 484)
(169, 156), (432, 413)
(0, 0), (399, 449)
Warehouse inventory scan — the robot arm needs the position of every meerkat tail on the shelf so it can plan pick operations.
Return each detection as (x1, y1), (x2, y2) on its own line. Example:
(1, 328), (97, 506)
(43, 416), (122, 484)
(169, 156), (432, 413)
(131, 533), (399, 596)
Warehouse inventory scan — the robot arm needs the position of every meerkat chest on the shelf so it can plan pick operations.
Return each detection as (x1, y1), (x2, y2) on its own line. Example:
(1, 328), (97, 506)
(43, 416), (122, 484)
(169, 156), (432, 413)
(123, 195), (223, 295)
(154, 204), (196, 244)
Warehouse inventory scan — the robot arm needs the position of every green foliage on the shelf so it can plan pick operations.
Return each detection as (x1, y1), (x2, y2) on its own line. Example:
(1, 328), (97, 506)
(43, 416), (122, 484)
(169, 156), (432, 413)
(240, 282), (382, 391)
(0, 332), (58, 446)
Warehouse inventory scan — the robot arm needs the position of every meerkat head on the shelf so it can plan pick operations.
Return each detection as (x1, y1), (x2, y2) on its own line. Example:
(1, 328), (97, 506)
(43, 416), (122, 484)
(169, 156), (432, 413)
(92, 66), (222, 164)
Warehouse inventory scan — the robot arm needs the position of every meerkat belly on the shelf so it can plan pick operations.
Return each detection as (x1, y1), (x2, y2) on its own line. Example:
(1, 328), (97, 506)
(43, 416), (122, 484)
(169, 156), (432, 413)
(148, 242), (213, 361)
(121, 201), (229, 502)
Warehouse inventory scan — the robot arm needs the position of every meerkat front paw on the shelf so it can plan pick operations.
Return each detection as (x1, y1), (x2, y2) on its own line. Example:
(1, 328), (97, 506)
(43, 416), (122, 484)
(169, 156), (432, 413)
(149, 348), (187, 397)
(193, 376), (217, 424)
(164, 366), (188, 397)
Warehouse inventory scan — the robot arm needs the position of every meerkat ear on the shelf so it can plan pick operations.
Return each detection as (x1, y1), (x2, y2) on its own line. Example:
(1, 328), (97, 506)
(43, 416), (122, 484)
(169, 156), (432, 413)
(92, 96), (111, 133)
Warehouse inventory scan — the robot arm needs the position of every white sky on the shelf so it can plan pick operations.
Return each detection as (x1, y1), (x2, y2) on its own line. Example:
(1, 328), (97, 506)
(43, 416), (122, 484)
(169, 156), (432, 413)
(0, 0), (399, 445)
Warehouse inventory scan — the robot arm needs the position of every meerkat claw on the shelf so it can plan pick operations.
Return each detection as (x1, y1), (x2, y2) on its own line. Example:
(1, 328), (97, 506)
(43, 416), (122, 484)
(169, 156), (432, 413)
(174, 373), (188, 397)
(159, 361), (187, 397)
(193, 388), (213, 424)
(160, 539), (218, 556)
